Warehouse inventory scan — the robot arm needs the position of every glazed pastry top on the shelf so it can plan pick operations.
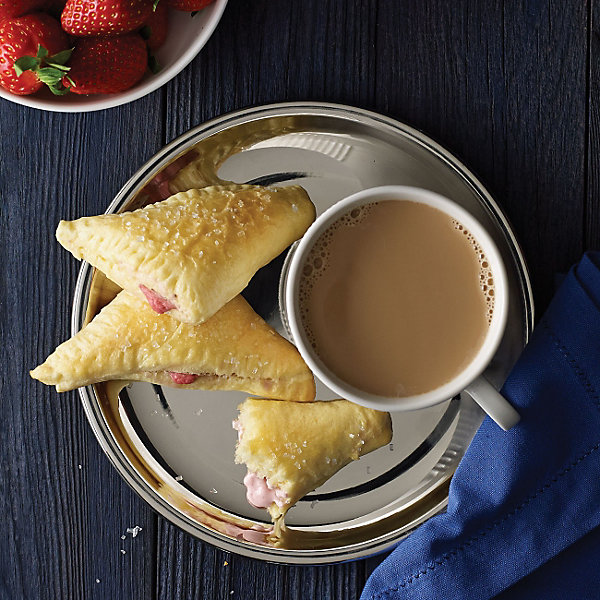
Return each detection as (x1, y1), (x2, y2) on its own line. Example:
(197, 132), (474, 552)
(56, 184), (316, 325)
(30, 291), (315, 401)
(234, 398), (392, 520)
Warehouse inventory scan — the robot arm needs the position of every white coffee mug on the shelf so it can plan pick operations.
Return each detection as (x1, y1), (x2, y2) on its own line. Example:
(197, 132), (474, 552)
(282, 186), (520, 430)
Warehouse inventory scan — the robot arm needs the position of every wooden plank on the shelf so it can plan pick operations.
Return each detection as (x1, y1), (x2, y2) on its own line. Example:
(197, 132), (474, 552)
(164, 0), (379, 138)
(0, 94), (165, 600)
(588, 0), (600, 249)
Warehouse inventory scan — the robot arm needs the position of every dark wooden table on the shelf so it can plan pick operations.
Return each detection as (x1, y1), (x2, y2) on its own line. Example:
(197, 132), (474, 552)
(1, 1), (598, 598)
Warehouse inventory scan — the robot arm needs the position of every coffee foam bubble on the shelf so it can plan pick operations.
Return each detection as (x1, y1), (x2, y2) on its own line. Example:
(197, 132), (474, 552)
(452, 219), (495, 325)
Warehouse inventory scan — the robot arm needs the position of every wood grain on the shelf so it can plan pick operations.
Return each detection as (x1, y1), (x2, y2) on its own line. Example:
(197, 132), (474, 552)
(0, 97), (165, 600)
(587, 0), (600, 249)
(0, 0), (596, 598)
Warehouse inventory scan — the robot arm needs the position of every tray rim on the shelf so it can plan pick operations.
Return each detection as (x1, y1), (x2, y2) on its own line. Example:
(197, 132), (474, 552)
(72, 101), (534, 564)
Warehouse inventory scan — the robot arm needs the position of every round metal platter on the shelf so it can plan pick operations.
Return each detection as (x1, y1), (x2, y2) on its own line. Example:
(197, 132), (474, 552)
(73, 102), (534, 564)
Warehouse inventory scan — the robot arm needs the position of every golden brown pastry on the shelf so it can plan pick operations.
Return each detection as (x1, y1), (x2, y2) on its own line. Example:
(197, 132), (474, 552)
(30, 292), (316, 401)
(55, 184), (315, 325)
(233, 398), (392, 525)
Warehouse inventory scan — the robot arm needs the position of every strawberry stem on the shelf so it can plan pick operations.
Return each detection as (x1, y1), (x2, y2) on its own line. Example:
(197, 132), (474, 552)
(12, 45), (74, 96)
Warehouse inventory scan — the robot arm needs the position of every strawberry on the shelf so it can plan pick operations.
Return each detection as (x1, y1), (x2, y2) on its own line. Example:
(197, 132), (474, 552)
(0, 0), (46, 23)
(64, 33), (147, 94)
(0, 14), (69, 95)
(140, 0), (168, 50)
(61, 0), (154, 37)
(164, 0), (214, 11)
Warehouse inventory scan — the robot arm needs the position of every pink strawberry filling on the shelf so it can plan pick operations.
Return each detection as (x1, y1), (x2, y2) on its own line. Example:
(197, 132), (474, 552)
(168, 372), (198, 385)
(243, 472), (288, 509)
(139, 284), (176, 314)
(233, 421), (288, 509)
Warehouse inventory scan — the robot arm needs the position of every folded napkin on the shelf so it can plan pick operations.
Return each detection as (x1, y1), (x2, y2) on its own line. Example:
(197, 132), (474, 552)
(361, 252), (600, 600)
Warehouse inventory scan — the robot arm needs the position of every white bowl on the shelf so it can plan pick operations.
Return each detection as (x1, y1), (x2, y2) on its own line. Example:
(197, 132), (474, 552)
(0, 0), (228, 113)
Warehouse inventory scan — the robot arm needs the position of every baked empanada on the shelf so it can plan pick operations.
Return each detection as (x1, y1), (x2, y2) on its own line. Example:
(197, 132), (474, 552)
(233, 398), (392, 524)
(56, 185), (315, 325)
(30, 292), (316, 401)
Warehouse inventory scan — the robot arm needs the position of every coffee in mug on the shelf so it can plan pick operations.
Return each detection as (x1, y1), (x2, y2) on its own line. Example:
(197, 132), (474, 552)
(297, 200), (495, 397)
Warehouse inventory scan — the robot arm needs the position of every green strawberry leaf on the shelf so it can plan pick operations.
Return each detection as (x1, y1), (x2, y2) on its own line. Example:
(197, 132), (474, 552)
(37, 67), (66, 86)
(48, 48), (74, 66)
(37, 66), (71, 95)
(13, 56), (39, 77)
(45, 62), (71, 72)
(36, 45), (48, 59)
(153, 0), (160, 10)
(47, 82), (70, 95)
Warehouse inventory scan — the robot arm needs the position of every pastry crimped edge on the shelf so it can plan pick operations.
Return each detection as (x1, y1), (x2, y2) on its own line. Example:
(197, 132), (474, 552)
(55, 184), (315, 325)
(30, 291), (315, 402)
(234, 398), (392, 523)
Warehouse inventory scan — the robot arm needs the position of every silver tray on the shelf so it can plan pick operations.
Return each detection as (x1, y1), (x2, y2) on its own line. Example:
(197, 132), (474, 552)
(73, 102), (533, 564)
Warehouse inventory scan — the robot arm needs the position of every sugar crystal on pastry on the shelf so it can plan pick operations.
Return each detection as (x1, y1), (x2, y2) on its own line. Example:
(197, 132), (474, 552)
(55, 184), (316, 325)
(30, 292), (316, 402)
(233, 398), (392, 524)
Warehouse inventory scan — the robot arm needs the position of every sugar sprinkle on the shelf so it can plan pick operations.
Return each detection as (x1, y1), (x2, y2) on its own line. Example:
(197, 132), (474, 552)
(126, 526), (143, 538)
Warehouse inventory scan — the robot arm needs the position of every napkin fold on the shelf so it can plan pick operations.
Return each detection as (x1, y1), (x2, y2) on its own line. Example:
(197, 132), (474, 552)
(361, 252), (600, 600)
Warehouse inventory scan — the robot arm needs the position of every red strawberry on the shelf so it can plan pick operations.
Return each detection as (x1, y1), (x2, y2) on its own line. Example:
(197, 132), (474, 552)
(64, 33), (147, 94)
(61, 0), (153, 37)
(164, 0), (214, 10)
(141, 0), (168, 50)
(0, 1), (47, 23)
(0, 14), (69, 95)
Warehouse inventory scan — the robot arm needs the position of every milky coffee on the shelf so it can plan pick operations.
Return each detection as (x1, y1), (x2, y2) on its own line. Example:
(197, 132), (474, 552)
(298, 200), (495, 397)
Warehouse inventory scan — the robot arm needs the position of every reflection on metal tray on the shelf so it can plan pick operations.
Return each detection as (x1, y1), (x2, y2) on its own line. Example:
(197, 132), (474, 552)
(73, 102), (533, 564)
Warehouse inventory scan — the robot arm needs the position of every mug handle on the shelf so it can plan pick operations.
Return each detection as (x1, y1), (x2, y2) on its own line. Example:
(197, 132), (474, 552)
(464, 376), (520, 431)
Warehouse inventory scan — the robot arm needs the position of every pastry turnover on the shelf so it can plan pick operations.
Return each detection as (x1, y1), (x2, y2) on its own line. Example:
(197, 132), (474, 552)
(30, 292), (316, 401)
(55, 184), (315, 325)
(233, 398), (392, 524)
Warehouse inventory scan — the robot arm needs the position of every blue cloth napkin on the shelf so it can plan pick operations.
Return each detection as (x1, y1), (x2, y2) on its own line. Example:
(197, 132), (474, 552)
(361, 252), (600, 600)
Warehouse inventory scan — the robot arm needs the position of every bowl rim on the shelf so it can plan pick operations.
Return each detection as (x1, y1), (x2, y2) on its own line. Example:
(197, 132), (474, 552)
(0, 0), (228, 113)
